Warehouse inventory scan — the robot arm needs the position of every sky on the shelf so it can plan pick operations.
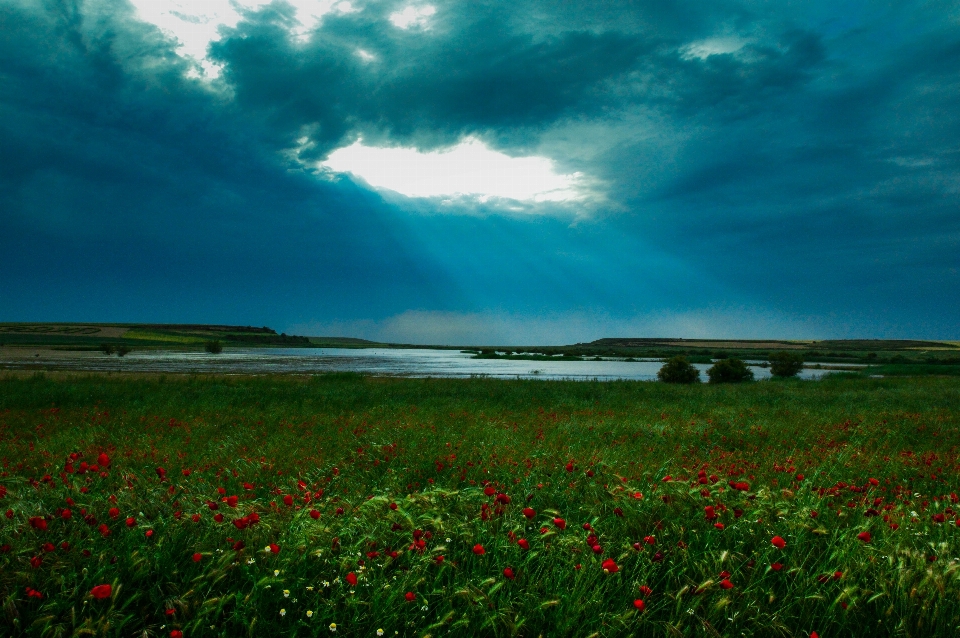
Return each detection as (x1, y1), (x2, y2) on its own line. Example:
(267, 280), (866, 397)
(1, 0), (958, 344)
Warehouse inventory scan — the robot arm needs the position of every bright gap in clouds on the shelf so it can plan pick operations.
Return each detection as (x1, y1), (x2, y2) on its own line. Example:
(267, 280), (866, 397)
(320, 138), (585, 203)
(126, 0), (356, 77)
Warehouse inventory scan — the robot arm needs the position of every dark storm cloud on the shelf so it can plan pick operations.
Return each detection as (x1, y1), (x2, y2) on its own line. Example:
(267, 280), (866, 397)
(1, 0), (958, 338)
(209, 0), (657, 155)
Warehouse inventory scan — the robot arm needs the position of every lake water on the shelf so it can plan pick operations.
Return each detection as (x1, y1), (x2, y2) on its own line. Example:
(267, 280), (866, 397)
(1, 347), (851, 381)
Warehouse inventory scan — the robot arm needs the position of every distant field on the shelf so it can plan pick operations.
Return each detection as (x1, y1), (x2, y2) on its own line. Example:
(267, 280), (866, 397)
(0, 323), (309, 349)
(1, 373), (959, 636)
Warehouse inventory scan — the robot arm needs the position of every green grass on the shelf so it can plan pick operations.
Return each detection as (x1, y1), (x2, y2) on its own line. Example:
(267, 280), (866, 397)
(1, 373), (959, 637)
(864, 364), (960, 377)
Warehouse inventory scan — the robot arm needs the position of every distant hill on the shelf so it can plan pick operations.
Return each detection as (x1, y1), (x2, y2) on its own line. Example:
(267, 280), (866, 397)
(585, 338), (958, 351)
(0, 323), (309, 348)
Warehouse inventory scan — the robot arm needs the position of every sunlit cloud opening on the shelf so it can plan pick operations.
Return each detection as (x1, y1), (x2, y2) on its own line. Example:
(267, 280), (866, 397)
(127, 0), (355, 78)
(681, 36), (747, 60)
(319, 138), (585, 203)
(389, 5), (436, 29)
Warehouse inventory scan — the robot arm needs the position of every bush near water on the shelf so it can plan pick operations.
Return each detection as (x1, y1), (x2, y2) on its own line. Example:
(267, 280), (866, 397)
(1, 373), (960, 637)
(707, 358), (755, 384)
(656, 355), (701, 384)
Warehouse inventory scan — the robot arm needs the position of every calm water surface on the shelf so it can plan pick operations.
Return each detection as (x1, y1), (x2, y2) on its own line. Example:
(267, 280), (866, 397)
(1, 348), (848, 381)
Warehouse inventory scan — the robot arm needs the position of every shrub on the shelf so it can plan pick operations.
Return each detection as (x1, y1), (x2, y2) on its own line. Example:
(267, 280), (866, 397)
(100, 343), (115, 355)
(205, 340), (223, 354)
(769, 351), (804, 377)
(657, 356), (701, 384)
(115, 345), (131, 357)
(707, 358), (754, 383)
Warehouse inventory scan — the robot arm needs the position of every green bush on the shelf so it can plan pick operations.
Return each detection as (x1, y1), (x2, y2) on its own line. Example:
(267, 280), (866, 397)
(205, 340), (223, 354)
(769, 351), (804, 377)
(707, 358), (754, 383)
(115, 345), (131, 357)
(100, 343), (115, 355)
(657, 356), (701, 384)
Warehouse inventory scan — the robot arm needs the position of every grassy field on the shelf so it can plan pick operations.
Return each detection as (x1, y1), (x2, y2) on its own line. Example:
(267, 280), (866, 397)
(1, 373), (959, 637)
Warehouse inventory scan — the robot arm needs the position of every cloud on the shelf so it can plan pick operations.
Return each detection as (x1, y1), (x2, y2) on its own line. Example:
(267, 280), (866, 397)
(1, 0), (959, 338)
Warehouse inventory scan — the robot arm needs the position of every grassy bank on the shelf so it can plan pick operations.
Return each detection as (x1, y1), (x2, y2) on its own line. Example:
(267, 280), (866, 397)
(1, 373), (959, 637)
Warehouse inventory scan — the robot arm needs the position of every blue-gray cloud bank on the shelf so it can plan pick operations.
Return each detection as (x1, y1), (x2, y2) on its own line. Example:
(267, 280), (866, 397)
(1, 0), (958, 343)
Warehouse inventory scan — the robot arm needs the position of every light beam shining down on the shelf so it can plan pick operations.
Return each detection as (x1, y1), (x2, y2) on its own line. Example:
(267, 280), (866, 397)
(320, 137), (584, 203)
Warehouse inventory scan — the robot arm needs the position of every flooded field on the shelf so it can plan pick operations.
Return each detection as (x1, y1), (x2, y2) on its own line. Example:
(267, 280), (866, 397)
(0, 347), (848, 380)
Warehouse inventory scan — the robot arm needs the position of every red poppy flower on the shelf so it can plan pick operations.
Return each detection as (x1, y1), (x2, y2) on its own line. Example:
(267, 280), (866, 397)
(389, 502), (398, 510)
(704, 506), (717, 520)
(97, 453), (110, 467)
(108, 507), (120, 519)
(191, 514), (201, 523)
(404, 591), (415, 601)
(435, 555), (445, 564)
(771, 536), (786, 549)
(553, 517), (566, 530)
(99, 523), (110, 537)
(714, 523), (725, 530)
(126, 517), (136, 527)
(472, 544), (485, 555)
(61, 508), (72, 520)
(868, 478), (879, 486)
(335, 507), (344, 516)
(225, 496), (238, 508)
(309, 509), (320, 519)
(503, 567), (515, 580)
(182, 469), (191, 477)
(644, 535), (656, 545)
(633, 599), (645, 610)
(91, 584), (112, 599)
(145, 529), (154, 538)
(613, 508), (624, 517)
(4, 509), (11, 519)
(282, 495), (293, 506)
(517, 539), (529, 550)
(719, 570), (731, 578)
(834, 571), (842, 580)
(771, 562), (783, 571)
(522, 507), (535, 519)
(170, 631), (183, 638)
(592, 544), (603, 554)
(857, 531), (872, 543)
(811, 633), (819, 638)
(601, 558), (619, 573)
(720, 579), (734, 589)
(269, 543), (280, 554)
(639, 585), (653, 596)
(29, 516), (47, 531)
(346, 572), (358, 586)
(192, 553), (202, 562)
(483, 486), (496, 496)
(213, 514), (224, 523)
(30, 555), (42, 568)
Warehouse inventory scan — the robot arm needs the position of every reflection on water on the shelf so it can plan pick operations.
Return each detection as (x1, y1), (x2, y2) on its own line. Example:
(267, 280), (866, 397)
(0, 348), (846, 381)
